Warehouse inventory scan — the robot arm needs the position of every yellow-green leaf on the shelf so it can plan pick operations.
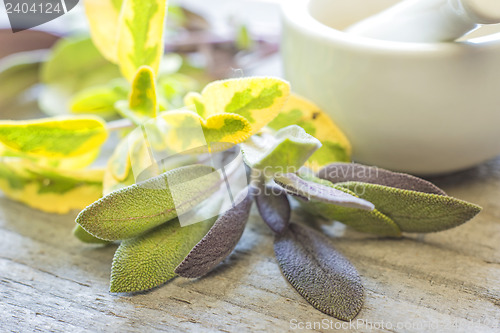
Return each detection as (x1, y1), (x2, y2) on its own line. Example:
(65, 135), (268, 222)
(268, 94), (352, 171)
(0, 116), (108, 158)
(110, 217), (214, 293)
(84, 0), (124, 63)
(241, 125), (321, 178)
(0, 157), (104, 214)
(184, 77), (290, 135)
(159, 110), (252, 153)
(70, 79), (128, 116)
(116, 66), (158, 124)
(117, 0), (168, 81)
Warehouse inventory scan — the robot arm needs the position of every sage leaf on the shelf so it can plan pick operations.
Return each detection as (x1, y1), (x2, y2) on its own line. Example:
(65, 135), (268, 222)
(241, 125), (321, 177)
(174, 189), (253, 278)
(184, 77), (290, 135)
(0, 116), (108, 159)
(76, 165), (221, 241)
(0, 157), (104, 214)
(116, 66), (158, 124)
(70, 79), (128, 117)
(318, 163), (446, 195)
(84, 0), (123, 63)
(274, 173), (374, 211)
(116, 0), (168, 80)
(267, 94), (352, 171)
(110, 217), (214, 293)
(73, 225), (110, 245)
(337, 182), (481, 233)
(274, 223), (364, 321)
(255, 184), (291, 235)
(296, 174), (401, 236)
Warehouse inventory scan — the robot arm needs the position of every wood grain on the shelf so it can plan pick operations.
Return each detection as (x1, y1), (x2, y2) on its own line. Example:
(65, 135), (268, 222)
(1, 157), (499, 332)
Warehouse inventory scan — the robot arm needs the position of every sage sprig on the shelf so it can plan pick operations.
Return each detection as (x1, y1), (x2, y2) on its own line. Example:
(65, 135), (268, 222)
(0, 0), (484, 323)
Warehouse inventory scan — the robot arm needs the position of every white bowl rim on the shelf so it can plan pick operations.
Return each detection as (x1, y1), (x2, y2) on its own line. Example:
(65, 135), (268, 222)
(281, 0), (500, 53)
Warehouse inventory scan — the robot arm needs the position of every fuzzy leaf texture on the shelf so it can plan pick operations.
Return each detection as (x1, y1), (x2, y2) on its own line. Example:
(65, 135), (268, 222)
(183, 77), (290, 135)
(76, 165), (221, 241)
(274, 223), (364, 321)
(255, 184), (291, 235)
(0, 116), (108, 159)
(297, 175), (402, 237)
(267, 94), (352, 171)
(73, 225), (111, 245)
(0, 157), (103, 214)
(318, 163), (446, 195)
(110, 217), (214, 293)
(241, 125), (321, 177)
(316, 163), (481, 233)
(274, 173), (374, 211)
(337, 181), (481, 233)
(175, 189), (253, 278)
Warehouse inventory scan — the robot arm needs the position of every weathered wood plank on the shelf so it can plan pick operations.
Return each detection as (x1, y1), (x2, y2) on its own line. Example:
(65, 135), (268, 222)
(1, 156), (499, 332)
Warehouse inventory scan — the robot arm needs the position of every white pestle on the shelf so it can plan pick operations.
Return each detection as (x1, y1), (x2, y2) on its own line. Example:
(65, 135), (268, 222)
(344, 0), (500, 42)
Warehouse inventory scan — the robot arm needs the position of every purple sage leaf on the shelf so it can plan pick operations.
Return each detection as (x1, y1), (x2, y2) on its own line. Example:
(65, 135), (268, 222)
(175, 188), (253, 278)
(274, 173), (374, 210)
(255, 184), (291, 234)
(318, 163), (446, 195)
(274, 223), (364, 321)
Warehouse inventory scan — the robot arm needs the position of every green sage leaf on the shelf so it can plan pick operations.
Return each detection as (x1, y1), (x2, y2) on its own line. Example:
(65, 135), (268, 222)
(76, 165), (221, 241)
(255, 184), (291, 235)
(318, 163), (446, 195)
(175, 189), (253, 278)
(241, 125), (321, 177)
(274, 173), (374, 211)
(110, 217), (214, 293)
(297, 176), (401, 237)
(274, 223), (364, 321)
(336, 182), (481, 233)
(73, 225), (110, 245)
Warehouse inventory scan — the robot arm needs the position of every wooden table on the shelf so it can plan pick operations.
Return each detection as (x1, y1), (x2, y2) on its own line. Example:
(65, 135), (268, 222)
(1, 152), (499, 332)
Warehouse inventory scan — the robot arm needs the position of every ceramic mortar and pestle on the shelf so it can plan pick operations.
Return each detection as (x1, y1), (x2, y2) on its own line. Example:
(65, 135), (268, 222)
(281, 0), (500, 175)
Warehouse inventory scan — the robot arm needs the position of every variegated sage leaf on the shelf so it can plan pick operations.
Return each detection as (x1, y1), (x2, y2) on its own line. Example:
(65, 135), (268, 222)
(274, 223), (364, 321)
(76, 165), (221, 241)
(274, 173), (374, 211)
(110, 217), (214, 293)
(337, 182), (481, 233)
(318, 163), (446, 195)
(255, 184), (291, 235)
(175, 189), (253, 278)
